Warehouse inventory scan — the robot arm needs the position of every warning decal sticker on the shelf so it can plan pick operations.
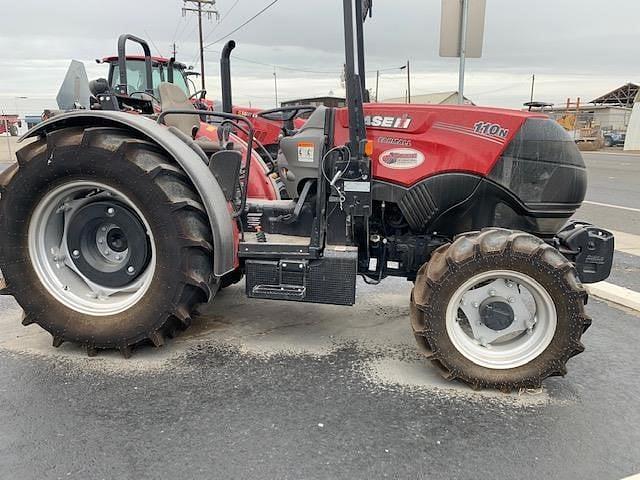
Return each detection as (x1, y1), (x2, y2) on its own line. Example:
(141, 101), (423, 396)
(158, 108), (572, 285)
(297, 142), (315, 163)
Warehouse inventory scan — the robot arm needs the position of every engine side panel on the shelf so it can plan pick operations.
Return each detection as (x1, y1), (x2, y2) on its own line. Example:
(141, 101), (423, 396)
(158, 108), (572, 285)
(336, 103), (586, 235)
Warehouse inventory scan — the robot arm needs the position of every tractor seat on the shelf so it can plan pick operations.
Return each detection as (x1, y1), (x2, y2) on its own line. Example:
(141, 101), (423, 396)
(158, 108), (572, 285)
(158, 82), (223, 159)
(159, 82), (200, 137)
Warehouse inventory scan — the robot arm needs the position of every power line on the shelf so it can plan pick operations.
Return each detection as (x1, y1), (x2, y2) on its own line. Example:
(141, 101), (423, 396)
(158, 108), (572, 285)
(204, 50), (343, 74)
(175, 15), (194, 42)
(144, 29), (166, 58)
(191, 0), (241, 67)
(203, 0), (240, 43)
(204, 0), (280, 47)
(204, 48), (404, 76)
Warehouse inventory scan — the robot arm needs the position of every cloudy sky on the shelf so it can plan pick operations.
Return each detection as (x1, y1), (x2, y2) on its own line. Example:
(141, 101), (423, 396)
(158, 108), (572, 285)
(0, 0), (636, 115)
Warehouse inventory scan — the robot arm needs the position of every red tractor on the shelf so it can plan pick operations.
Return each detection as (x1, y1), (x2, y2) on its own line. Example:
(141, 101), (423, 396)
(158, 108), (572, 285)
(0, 115), (21, 136)
(96, 37), (307, 167)
(0, 1), (614, 390)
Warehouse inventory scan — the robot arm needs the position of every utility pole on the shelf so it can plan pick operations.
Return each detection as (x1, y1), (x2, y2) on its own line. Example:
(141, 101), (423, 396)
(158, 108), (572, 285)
(273, 68), (279, 107)
(530, 74), (536, 103)
(171, 43), (177, 58)
(399, 63), (410, 103)
(183, 0), (219, 90)
(375, 70), (380, 102)
(406, 60), (411, 104)
(457, 0), (469, 104)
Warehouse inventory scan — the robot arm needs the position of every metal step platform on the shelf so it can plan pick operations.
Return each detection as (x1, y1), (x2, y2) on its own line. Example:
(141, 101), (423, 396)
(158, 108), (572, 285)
(245, 245), (358, 305)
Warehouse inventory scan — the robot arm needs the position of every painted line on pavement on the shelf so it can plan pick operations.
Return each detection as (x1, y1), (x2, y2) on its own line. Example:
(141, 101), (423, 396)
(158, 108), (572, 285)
(583, 201), (640, 213)
(619, 473), (640, 480)
(584, 150), (640, 156)
(585, 229), (640, 310)
(587, 282), (640, 312)
(608, 230), (640, 256)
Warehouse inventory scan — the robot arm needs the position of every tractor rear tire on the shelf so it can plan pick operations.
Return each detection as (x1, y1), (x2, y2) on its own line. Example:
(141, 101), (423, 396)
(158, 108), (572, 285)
(0, 127), (216, 355)
(410, 228), (591, 391)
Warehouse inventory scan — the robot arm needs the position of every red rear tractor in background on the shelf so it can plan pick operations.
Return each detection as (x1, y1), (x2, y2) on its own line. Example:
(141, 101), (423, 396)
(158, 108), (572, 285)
(0, 115), (21, 136)
(0, 0), (614, 390)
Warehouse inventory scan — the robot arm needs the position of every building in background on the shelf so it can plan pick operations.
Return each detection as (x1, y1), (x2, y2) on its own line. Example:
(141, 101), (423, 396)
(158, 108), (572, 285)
(383, 91), (474, 105)
(281, 96), (346, 109)
(24, 115), (43, 130)
(525, 83), (636, 148)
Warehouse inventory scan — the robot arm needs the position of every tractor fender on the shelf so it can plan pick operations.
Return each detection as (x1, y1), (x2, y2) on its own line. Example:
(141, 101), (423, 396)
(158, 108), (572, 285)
(20, 110), (236, 277)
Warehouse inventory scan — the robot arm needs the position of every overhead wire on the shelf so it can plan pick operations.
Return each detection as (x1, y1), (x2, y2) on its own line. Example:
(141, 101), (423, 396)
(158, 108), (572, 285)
(202, 48), (408, 76)
(203, 0), (280, 47)
(144, 29), (166, 58)
(191, 0), (242, 67)
(202, 0), (241, 43)
(175, 15), (195, 43)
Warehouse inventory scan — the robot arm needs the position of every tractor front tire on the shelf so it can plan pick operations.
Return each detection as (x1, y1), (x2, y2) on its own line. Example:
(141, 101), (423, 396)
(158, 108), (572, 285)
(0, 127), (216, 356)
(410, 228), (591, 391)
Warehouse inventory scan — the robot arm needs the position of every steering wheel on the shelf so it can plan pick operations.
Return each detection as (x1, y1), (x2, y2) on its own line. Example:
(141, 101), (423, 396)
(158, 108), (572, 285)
(129, 91), (161, 103)
(189, 90), (207, 100)
(258, 106), (317, 135)
(258, 105), (316, 123)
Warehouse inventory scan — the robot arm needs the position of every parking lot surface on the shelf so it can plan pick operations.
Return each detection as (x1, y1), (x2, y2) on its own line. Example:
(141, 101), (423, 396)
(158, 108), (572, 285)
(0, 146), (638, 479)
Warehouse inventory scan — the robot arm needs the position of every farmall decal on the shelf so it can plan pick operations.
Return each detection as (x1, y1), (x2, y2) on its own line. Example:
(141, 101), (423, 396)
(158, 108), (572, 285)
(364, 114), (412, 129)
(378, 148), (425, 169)
(235, 110), (257, 118)
(378, 136), (412, 147)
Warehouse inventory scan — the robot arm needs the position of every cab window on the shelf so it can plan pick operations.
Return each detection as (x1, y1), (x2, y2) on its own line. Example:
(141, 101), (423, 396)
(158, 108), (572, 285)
(169, 67), (190, 97)
(110, 60), (163, 97)
(110, 61), (190, 98)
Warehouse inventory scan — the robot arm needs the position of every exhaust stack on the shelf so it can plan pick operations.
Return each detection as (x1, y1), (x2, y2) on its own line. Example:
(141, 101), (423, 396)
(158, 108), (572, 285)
(220, 40), (236, 114)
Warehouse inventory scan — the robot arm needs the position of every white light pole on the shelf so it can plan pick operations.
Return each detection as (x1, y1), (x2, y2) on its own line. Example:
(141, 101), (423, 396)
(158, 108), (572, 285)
(2, 111), (12, 160)
(439, 0), (486, 105)
(14, 96), (28, 133)
(273, 68), (279, 108)
(457, 0), (469, 104)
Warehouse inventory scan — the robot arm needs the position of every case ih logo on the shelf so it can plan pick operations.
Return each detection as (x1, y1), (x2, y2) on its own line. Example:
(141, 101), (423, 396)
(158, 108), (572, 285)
(473, 121), (509, 139)
(364, 114), (412, 129)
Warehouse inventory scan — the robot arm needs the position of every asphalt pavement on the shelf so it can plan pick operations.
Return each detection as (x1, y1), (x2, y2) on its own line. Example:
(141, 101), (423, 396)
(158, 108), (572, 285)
(0, 285), (639, 480)
(0, 144), (638, 479)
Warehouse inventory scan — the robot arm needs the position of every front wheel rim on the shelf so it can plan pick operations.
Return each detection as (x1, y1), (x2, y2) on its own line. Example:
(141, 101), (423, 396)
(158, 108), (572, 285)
(445, 270), (557, 369)
(28, 180), (156, 316)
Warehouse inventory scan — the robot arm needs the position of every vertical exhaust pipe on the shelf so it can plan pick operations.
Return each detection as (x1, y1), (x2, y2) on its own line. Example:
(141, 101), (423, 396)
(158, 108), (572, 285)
(167, 57), (175, 84)
(220, 40), (236, 114)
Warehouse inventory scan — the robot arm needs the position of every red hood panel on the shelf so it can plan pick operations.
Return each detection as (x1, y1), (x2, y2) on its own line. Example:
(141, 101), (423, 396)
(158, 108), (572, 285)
(334, 103), (547, 187)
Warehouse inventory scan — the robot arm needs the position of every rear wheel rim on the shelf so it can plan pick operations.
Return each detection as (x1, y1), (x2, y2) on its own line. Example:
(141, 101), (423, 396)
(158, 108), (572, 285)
(28, 180), (156, 316)
(445, 270), (557, 369)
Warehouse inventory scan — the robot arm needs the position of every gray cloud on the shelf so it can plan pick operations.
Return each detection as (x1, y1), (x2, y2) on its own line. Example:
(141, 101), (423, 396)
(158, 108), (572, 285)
(0, 0), (636, 113)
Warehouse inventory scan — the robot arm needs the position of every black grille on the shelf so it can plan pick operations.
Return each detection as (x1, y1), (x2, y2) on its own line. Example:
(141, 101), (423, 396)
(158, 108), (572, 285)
(399, 183), (438, 231)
